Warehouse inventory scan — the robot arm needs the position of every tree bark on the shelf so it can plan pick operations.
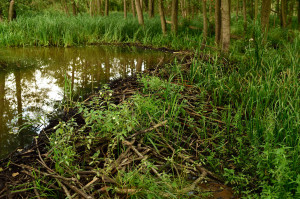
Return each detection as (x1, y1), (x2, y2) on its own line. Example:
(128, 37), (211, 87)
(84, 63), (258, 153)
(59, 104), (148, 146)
(135, 0), (144, 25)
(97, 0), (102, 15)
(131, 0), (136, 17)
(105, 0), (109, 16)
(149, 0), (154, 17)
(236, 0), (239, 21)
(124, 0), (127, 18)
(298, 0), (300, 28)
(261, 0), (272, 35)
(221, 0), (230, 53)
(0, 7), (3, 22)
(171, 0), (179, 34)
(61, 0), (69, 15)
(254, 0), (258, 22)
(202, 0), (208, 45)
(288, 0), (295, 26)
(215, 0), (222, 44)
(281, 0), (287, 27)
(8, 0), (15, 22)
(158, 0), (167, 34)
(72, 0), (77, 15)
(242, 0), (247, 30)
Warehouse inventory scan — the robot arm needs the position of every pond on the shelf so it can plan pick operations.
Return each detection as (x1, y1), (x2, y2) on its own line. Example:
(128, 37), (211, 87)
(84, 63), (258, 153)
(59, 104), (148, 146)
(0, 45), (170, 159)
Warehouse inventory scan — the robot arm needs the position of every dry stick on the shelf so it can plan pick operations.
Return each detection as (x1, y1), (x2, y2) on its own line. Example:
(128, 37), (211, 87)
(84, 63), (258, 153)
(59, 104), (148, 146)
(56, 179), (72, 198)
(77, 171), (116, 184)
(185, 107), (234, 127)
(32, 180), (41, 199)
(66, 184), (94, 199)
(70, 177), (99, 199)
(11, 163), (75, 182)
(128, 120), (168, 139)
(179, 170), (207, 194)
(177, 153), (222, 182)
(21, 170), (61, 191)
(146, 111), (174, 152)
(114, 187), (140, 194)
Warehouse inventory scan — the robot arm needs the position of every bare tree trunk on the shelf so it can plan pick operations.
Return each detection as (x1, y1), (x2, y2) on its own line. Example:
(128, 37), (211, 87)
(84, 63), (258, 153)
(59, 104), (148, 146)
(298, 0), (300, 28)
(135, 0), (144, 25)
(236, 0), (239, 21)
(8, 0), (15, 21)
(202, 0), (208, 46)
(215, 0), (222, 44)
(261, 0), (272, 36)
(124, 0), (127, 18)
(97, 0), (102, 15)
(158, 0), (167, 34)
(61, 0), (69, 15)
(254, 0), (258, 22)
(209, 0), (212, 19)
(281, 0), (287, 27)
(131, 0), (136, 17)
(243, 0), (247, 30)
(0, 6), (3, 22)
(149, 0), (154, 17)
(105, 0), (109, 16)
(288, 0), (295, 26)
(90, 0), (93, 16)
(72, 0), (77, 15)
(140, 0), (143, 11)
(221, 0), (230, 53)
(171, 0), (179, 34)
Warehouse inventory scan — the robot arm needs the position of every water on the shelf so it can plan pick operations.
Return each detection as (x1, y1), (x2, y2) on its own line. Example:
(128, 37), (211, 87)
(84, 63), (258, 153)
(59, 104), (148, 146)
(0, 45), (170, 158)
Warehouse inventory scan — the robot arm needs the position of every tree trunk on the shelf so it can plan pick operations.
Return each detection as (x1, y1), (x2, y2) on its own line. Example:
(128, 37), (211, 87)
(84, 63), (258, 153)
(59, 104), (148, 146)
(171, 0), (179, 34)
(202, 0), (208, 46)
(131, 0), (136, 17)
(298, 0), (300, 28)
(0, 7), (3, 22)
(149, 0), (154, 17)
(105, 0), (109, 16)
(158, 0), (167, 34)
(243, 0), (247, 30)
(72, 0), (77, 15)
(281, 0), (287, 27)
(124, 0), (127, 18)
(97, 0), (102, 15)
(288, 0), (295, 26)
(254, 0), (258, 22)
(135, 0), (144, 25)
(221, 0), (230, 53)
(261, 0), (272, 35)
(90, 0), (94, 16)
(209, 0), (212, 19)
(215, 0), (222, 44)
(8, 0), (15, 22)
(236, 0), (239, 21)
(61, 0), (69, 15)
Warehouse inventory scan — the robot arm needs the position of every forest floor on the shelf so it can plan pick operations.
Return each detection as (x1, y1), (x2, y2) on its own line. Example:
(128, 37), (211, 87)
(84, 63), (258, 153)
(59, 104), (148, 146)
(0, 49), (239, 199)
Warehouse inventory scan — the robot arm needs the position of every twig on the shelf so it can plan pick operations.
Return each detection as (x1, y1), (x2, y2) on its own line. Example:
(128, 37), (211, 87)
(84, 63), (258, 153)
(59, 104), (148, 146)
(128, 120), (168, 139)
(32, 180), (41, 199)
(115, 187), (140, 194)
(56, 179), (72, 198)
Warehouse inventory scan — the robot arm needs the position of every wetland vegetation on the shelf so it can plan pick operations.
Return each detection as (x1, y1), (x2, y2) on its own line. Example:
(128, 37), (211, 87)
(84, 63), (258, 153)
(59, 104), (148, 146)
(0, 0), (299, 198)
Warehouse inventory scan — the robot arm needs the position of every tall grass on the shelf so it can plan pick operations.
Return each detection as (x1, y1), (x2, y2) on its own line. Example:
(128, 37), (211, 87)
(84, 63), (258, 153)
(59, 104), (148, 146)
(187, 26), (300, 197)
(0, 12), (202, 49)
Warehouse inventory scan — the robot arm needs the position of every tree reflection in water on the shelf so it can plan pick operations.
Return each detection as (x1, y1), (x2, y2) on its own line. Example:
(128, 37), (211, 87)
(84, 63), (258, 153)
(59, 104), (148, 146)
(0, 46), (169, 158)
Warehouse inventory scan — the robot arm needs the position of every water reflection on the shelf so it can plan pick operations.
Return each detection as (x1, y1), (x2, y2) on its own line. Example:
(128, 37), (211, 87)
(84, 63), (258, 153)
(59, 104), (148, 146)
(0, 46), (169, 158)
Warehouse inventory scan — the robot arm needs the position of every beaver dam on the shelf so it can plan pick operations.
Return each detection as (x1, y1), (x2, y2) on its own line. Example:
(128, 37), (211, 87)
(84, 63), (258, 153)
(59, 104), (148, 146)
(0, 47), (237, 198)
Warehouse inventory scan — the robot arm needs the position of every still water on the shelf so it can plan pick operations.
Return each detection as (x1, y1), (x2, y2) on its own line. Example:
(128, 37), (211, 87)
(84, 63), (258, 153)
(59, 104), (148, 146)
(0, 46), (170, 158)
